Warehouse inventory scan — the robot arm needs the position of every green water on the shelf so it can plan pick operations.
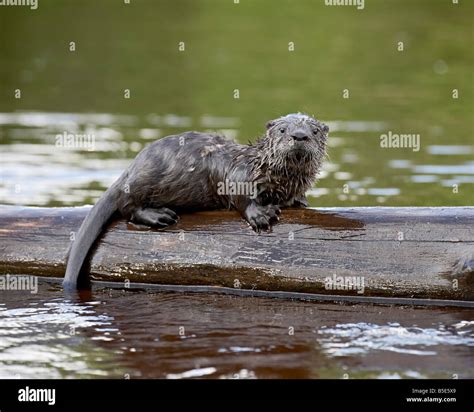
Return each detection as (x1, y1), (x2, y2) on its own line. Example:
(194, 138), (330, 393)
(0, 0), (472, 207)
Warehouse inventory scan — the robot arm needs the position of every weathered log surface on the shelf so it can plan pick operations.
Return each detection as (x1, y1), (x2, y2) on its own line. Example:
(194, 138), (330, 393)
(0, 205), (473, 302)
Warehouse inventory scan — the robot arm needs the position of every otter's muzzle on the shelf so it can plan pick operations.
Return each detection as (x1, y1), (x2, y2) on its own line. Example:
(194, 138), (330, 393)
(291, 131), (309, 142)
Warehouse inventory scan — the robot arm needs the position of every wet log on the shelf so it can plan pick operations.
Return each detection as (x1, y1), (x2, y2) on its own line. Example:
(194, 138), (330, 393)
(0, 205), (473, 304)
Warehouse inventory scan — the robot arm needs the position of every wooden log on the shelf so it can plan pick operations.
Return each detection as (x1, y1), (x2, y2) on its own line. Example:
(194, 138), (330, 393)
(0, 205), (473, 303)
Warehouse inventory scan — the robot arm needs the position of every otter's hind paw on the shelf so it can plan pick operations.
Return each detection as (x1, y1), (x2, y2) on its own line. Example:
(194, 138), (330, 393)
(131, 207), (178, 228)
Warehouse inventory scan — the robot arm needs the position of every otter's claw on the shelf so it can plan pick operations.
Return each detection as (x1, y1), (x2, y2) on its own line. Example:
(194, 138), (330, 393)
(132, 207), (179, 228)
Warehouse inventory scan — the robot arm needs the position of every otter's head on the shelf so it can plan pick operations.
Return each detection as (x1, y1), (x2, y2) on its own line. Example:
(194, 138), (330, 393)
(260, 113), (329, 168)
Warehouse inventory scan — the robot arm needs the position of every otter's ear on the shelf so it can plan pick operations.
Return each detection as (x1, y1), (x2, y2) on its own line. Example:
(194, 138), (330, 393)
(266, 120), (276, 130)
(321, 123), (329, 134)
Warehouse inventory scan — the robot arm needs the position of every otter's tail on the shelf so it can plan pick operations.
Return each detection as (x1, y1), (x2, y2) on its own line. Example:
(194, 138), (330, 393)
(63, 179), (122, 290)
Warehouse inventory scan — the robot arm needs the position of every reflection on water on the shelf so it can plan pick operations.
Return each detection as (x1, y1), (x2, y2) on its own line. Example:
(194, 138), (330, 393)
(0, 284), (472, 379)
(427, 146), (474, 155)
(0, 297), (122, 378)
(413, 164), (474, 175)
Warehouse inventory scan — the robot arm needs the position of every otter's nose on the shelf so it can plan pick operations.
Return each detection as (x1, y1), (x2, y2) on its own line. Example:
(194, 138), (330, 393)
(291, 131), (309, 142)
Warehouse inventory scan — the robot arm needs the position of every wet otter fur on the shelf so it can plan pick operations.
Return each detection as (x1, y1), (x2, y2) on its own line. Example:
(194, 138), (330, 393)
(63, 113), (329, 290)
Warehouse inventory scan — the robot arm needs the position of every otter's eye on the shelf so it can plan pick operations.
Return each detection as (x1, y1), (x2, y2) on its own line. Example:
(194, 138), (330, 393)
(279, 128), (286, 134)
(312, 129), (319, 135)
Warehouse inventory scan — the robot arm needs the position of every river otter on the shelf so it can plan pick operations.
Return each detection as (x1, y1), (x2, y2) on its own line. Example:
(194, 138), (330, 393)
(63, 113), (329, 290)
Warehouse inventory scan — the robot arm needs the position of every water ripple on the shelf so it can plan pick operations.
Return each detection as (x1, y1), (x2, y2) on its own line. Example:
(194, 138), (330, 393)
(317, 322), (474, 357)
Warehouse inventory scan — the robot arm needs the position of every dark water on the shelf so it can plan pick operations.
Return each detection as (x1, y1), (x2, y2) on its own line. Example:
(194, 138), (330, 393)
(0, 283), (473, 379)
(0, 0), (473, 379)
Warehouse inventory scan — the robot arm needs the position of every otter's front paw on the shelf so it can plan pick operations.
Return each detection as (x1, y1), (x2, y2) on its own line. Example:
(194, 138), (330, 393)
(244, 204), (281, 233)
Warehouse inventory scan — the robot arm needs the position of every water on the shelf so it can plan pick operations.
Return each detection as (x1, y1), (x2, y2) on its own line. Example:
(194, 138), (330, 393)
(0, 283), (473, 379)
(0, 0), (473, 379)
